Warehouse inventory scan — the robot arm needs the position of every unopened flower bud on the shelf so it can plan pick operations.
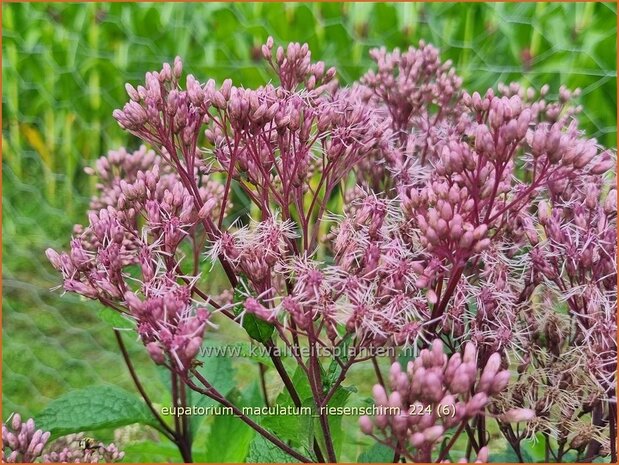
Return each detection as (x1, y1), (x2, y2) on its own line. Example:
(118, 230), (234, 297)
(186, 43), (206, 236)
(463, 342), (477, 364)
(473, 238), (491, 253)
(466, 392), (489, 416)
(427, 289), (438, 305)
(147, 342), (165, 365)
(537, 200), (550, 224)
(125, 83), (140, 101)
(372, 384), (388, 406)
(489, 370), (511, 395)
(173, 56), (183, 78)
(45, 248), (63, 270)
(11, 413), (22, 431)
(409, 432), (425, 448)
(589, 151), (614, 175)
(359, 415), (373, 434)
(212, 91), (227, 110)
(604, 190), (616, 214)
(476, 446), (489, 463)
(198, 198), (218, 219)
(499, 408), (536, 423)
(472, 224), (487, 240)
(185, 336), (203, 360)
(423, 425), (444, 443)
(375, 414), (388, 429)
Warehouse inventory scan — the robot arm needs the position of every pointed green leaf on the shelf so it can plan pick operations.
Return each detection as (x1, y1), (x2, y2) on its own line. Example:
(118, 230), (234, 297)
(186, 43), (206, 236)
(37, 385), (159, 438)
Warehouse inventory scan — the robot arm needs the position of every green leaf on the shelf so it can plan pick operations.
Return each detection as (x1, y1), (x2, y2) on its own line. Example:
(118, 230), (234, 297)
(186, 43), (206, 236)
(264, 365), (352, 459)
(190, 342), (237, 435)
(520, 434), (547, 462)
(203, 411), (255, 462)
(268, 366), (314, 406)
(194, 343), (237, 395)
(489, 445), (533, 463)
(326, 332), (354, 388)
(97, 308), (134, 330)
(262, 397), (314, 450)
(246, 435), (298, 463)
(219, 341), (275, 366)
(198, 383), (260, 463)
(319, 385), (352, 459)
(37, 385), (159, 438)
(357, 442), (394, 463)
(262, 367), (314, 450)
(592, 455), (612, 463)
(288, 366), (314, 400)
(120, 440), (185, 463)
(241, 313), (275, 344)
(397, 345), (416, 368)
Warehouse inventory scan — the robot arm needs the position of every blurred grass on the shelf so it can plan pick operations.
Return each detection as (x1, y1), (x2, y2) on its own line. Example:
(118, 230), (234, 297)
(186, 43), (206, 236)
(2, 1), (616, 460)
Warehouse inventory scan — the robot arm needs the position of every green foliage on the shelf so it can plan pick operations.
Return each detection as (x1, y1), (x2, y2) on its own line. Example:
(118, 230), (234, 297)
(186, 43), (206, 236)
(246, 435), (298, 463)
(225, 341), (277, 366)
(260, 365), (353, 460)
(194, 343), (238, 397)
(203, 412), (255, 463)
(190, 342), (238, 434)
(320, 386), (353, 460)
(325, 332), (354, 387)
(36, 385), (160, 438)
(120, 441), (184, 463)
(97, 308), (134, 330)
(194, 383), (262, 463)
(489, 446), (534, 463)
(357, 443), (394, 463)
(261, 367), (315, 451)
(241, 314), (276, 344)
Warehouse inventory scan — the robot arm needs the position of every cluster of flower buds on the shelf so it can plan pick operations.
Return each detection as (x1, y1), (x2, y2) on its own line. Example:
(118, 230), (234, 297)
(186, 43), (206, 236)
(114, 37), (388, 234)
(52, 145), (224, 282)
(46, 145), (225, 372)
(396, 82), (608, 221)
(2, 414), (50, 463)
(359, 340), (534, 462)
(405, 180), (492, 261)
(114, 55), (234, 196)
(2, 415), (124, 464)
(113, 56), (184, 132)
(496, 82), (584, 126)
(84, 146), (165, 211)
(40, 433), (124, 463)
(84, 146), (225, 221)
(261, 36), (337, 92)
(348, 44), (461, 189)
(125, 279), (211, 371)
(203, 77), (389, 229)
(361, 42), (462, 138)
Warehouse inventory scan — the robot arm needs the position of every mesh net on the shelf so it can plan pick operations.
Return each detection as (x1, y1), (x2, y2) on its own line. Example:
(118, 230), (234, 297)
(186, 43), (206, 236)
(2, 2), (616, 423)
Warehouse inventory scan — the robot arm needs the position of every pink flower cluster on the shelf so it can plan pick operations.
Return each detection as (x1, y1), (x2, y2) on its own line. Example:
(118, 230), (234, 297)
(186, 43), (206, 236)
(359, 340), (532, 462)
(2, 415), (123, 463)
(39, 434), (124, 464)
(2, 414), (50, 463)
(47, 37), (616, 463)
(45, 144), (224, 373)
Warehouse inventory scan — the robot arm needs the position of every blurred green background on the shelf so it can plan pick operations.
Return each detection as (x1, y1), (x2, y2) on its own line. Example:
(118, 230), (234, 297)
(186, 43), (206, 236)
(2, 2), (616, 461)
